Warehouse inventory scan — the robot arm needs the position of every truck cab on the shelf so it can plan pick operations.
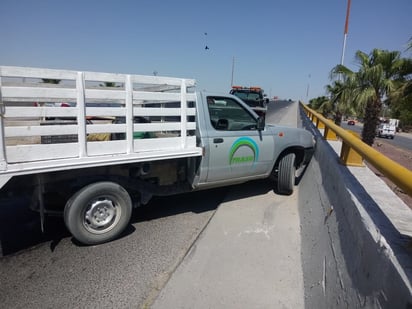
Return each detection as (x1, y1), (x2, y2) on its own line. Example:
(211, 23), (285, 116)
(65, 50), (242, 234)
(229, 86), (268, 118)
(193, 93), (314, 191)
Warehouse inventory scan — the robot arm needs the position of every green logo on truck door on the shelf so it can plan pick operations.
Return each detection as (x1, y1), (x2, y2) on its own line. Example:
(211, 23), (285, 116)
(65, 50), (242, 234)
(229, 137), (259, 166)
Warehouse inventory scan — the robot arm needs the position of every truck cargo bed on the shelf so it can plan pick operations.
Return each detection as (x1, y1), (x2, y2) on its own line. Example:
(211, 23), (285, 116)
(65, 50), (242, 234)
(0, 66), (202, 189)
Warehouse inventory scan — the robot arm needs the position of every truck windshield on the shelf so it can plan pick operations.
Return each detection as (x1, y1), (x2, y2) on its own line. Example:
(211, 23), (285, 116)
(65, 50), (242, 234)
(232, 91), (261, 101)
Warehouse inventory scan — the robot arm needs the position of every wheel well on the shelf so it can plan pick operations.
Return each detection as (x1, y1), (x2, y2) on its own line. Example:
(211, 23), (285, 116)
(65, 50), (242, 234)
(274, 147), (305, 170)
(33, 159), (189, 211)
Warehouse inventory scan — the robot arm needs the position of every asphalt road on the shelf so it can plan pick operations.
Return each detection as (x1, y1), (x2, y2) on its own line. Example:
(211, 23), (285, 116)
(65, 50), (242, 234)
(0, 189), (227, 308)
(152, 100), (305, 308)
(0, 100), (295, 308)
(341, 122), (412, 151)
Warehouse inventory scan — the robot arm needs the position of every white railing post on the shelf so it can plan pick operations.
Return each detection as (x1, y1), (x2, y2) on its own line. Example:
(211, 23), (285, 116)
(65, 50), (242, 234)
(76, 72), (87, 157)
(180, 79), (187, 149)
(125, 75), (134, 154)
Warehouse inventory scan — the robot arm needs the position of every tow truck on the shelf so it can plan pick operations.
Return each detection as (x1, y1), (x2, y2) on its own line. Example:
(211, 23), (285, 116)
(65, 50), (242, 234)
(229, 86), (268, 118)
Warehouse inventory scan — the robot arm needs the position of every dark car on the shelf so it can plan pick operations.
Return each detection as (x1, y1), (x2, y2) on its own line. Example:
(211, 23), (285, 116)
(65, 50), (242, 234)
(347, 120), (355, 125)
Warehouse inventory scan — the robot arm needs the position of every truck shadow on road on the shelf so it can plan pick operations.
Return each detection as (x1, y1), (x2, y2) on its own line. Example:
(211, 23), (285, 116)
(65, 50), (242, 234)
(0, 186), (231, 256)
(0, 178), (300, 256)
(0, 194), (73, 256)
(131, 179), (279, 221)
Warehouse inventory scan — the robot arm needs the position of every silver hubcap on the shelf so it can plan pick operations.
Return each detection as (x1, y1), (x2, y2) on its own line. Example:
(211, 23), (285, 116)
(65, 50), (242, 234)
(83, 197), (120, 234)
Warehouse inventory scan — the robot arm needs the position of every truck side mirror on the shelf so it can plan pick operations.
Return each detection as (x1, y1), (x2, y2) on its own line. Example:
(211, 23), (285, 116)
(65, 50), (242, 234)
(257, 116), (265, 131)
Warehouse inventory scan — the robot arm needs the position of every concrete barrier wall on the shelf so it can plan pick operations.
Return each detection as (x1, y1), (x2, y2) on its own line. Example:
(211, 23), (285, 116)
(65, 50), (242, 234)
(298, 108), (412, 308)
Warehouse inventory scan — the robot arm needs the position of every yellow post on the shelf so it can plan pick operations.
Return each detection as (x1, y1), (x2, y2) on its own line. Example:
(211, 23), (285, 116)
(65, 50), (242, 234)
(340, 130), (363, 166)
(340, 141), (364, 166)
(324, 126), (338, 140)
(316, 118), (325, 129)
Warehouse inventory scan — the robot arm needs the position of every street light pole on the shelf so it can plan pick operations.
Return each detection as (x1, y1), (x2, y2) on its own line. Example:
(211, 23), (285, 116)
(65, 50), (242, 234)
(306, 74), (311, 102)
(231, 56), (235, 87)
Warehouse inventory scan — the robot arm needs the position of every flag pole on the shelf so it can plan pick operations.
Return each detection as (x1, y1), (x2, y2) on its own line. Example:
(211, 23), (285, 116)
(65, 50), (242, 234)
(340, 0), (351, 66)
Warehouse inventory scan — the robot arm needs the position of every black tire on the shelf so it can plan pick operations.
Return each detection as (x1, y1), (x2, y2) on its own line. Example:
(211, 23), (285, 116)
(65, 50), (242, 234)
(277, 153), (296, 195)
(64, 181), (132, 245)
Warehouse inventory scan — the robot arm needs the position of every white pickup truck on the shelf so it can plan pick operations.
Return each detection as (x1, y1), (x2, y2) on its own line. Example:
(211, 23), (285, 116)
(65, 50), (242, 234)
(376, 123), (396, 139)
(0, 66), (314, 245)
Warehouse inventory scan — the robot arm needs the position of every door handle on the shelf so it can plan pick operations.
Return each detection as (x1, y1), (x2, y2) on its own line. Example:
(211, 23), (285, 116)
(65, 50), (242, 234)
(213, 138), (224, 144)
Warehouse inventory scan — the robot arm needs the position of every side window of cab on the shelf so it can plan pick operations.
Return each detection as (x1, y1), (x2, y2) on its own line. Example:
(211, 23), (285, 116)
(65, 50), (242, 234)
(207, 96), (257, 131)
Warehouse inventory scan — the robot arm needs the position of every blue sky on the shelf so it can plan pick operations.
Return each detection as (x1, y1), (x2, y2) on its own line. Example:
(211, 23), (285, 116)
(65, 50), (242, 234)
(1, 0), (411, 101)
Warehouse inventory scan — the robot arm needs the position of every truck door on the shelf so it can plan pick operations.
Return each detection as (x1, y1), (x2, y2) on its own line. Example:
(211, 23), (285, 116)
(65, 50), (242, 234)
(204, 96), (275, 183)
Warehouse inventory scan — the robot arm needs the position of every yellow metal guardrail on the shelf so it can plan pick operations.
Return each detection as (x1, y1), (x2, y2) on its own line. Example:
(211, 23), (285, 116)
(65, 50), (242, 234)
(300, 102), (412, 197)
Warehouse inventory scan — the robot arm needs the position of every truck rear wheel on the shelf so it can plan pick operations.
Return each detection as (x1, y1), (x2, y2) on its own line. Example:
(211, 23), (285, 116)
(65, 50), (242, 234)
(64, 181), (132, 245)
(277, 153), (296, 195)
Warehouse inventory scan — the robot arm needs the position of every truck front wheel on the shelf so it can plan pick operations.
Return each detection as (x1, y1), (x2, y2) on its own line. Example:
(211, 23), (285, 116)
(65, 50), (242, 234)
(64, 182), (132, 245)
(277, 153), (296, 195)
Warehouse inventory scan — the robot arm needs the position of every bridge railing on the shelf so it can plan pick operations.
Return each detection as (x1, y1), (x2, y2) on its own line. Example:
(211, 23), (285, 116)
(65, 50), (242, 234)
(300, 102), (412, 197)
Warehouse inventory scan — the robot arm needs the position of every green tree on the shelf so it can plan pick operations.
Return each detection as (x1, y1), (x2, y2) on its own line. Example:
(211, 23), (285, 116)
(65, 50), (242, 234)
(331, 49), (407, 145)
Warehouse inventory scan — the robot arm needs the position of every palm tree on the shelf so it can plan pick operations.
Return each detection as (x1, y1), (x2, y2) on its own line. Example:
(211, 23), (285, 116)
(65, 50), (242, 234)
(332, 49), (407, 145)
(386, 56), (412, 128)
(325, 79), (357, 126)
(308, 96), (332, 117)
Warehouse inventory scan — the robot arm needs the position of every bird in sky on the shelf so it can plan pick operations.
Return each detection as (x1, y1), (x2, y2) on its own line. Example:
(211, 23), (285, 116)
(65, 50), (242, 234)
(204, 32), (209, 50)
